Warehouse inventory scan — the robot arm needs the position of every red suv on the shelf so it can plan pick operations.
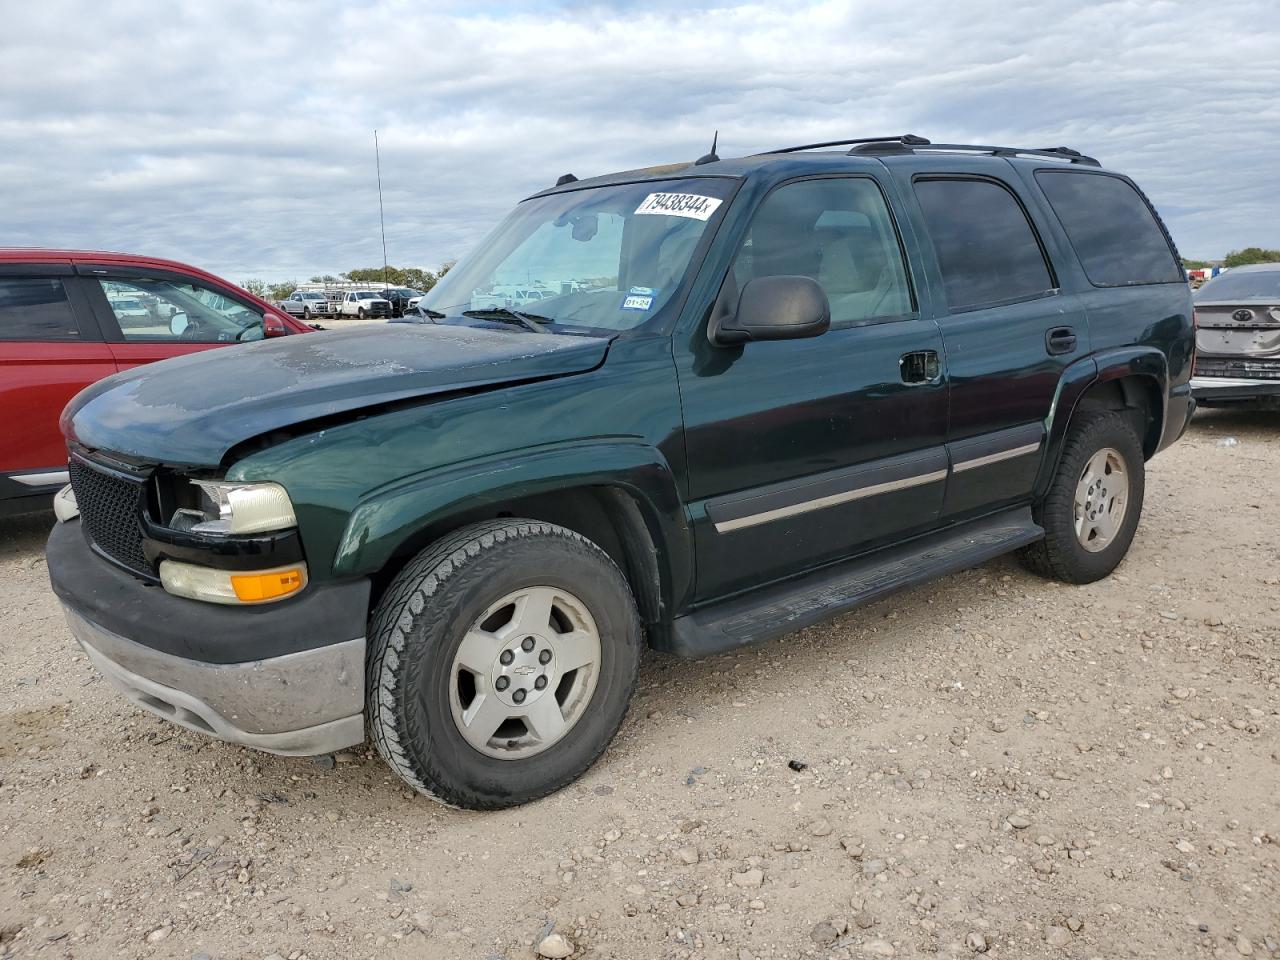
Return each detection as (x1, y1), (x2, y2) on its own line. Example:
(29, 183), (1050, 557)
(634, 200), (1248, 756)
(1, 249), (315, 515)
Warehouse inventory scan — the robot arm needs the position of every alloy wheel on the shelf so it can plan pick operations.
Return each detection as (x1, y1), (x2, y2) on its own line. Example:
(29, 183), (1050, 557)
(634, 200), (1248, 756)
(448, 586), (601, 759)
(1073, 447), (1129, 552)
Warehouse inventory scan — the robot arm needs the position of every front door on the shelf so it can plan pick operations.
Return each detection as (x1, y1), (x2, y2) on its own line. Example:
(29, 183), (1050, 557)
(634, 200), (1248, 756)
(76, 263), (268, 372)
(674, 174), (949, 601)
(887, 163), (1090, 519)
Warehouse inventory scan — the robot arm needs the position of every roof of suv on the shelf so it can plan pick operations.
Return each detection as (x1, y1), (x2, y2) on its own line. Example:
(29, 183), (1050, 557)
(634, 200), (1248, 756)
(530, 135), (1104, 199)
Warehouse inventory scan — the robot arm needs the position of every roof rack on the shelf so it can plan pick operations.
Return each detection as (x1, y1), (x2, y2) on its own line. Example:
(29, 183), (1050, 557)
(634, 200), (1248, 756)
(848, 140), (1100, 166)
(758, 134), (1100, 166)
(758, 134), (931, 155)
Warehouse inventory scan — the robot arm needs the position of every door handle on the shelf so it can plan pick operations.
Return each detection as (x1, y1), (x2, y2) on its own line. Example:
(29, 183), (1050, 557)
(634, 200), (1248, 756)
(899, 350), (940, 385)
(1046, 326), (1077, 355)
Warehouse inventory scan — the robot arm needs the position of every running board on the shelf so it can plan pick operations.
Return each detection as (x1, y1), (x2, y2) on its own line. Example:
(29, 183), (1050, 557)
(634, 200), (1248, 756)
(664, 507), (1043, 658)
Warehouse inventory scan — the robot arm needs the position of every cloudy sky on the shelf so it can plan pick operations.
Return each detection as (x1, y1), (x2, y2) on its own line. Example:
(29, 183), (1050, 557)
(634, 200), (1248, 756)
(2, 0), (1278, 282)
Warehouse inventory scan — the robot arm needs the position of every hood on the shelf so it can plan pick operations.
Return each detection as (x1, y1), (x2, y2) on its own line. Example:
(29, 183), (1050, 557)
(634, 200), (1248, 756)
(64, 324), (609, 467)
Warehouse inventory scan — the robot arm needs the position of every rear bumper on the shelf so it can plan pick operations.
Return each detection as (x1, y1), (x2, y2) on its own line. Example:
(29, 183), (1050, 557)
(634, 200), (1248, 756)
(1190, 376), (1280, 401)
(65, 606), (365, 756)
(1158, 381), (1196, 452)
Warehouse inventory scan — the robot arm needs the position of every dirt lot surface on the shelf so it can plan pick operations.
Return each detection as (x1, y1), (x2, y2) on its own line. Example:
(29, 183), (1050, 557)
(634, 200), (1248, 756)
(1, 410), (1277, 960)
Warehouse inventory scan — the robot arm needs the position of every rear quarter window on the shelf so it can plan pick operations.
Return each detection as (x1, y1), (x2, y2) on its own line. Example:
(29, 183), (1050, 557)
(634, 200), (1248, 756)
(0, 278), (81, 340)
(1035, 171), (1182, 286)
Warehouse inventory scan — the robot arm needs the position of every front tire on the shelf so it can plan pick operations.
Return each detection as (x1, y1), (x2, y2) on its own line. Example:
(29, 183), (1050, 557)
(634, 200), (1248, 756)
(358, 307), (366, 320)
(367, 520), (643, 809)
(1019, 411), (1145, 584)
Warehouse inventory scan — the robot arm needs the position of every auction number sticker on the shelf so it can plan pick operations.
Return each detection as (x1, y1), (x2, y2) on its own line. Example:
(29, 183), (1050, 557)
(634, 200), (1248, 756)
(622, 295), (654, 311)
(634, 192), (723, 221)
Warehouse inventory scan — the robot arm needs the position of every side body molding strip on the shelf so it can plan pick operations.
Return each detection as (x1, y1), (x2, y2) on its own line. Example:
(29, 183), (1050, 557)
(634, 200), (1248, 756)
(949, 422), (1046, 474)
(706, 447), (949, 534)
(705, 423), (1048, 537)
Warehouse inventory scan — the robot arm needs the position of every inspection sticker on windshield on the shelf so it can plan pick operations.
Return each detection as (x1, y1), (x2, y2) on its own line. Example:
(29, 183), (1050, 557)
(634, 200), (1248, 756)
(622, 294), (654, 311)
(634, 192), (722, 221)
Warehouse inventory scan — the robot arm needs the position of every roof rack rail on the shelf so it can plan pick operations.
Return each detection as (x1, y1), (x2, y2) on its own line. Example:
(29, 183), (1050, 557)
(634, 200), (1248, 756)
(756, 134), (931, 155)
(848, 141), (1100, 166)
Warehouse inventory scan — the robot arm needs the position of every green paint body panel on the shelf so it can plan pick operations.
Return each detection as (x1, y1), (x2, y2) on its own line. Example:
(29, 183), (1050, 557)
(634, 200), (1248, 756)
(228, 334), (693, 596)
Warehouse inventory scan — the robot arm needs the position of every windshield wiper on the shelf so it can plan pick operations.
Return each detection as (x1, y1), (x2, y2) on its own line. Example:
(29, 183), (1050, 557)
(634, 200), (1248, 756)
(417, 307), (445, 320)
(462, 307), (552, 334)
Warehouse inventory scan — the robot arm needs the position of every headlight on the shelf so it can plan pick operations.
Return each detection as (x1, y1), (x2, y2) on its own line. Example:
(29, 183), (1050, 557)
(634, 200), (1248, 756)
(176, 481), (297, 536)
(160, 560), (307, 604)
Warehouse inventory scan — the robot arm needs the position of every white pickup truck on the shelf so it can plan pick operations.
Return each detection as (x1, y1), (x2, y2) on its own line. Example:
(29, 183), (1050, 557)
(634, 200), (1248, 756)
(336, 290), (393, 319)
(280, 290), (335, 320)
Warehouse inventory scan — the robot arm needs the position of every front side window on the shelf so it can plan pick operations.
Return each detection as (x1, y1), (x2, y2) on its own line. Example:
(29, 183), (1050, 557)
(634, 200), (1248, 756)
(97, 278), (264, 342)
(1036, 171), (1182, 287)
(914, 178), (1055, 312)
(422, 176), (737, 335)
(726, 177), (913, 326)
(0, 277), (81, 341)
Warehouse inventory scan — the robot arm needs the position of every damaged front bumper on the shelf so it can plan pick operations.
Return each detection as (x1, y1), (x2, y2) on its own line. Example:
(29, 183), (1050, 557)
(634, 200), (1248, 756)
(47, 519), (369, 756)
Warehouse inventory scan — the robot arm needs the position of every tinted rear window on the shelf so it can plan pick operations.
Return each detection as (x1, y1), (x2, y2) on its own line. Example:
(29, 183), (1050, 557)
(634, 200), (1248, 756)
(1194, 269), (1280, 302)
(1035, 171), (1182, 286)
(0, 278), (81, 340)
(914, 178), (1055, 311)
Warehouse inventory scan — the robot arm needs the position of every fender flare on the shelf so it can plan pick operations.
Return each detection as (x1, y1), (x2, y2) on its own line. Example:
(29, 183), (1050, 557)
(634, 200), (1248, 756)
(331, 439), (693, 617)
(1034, 347), (1168, 499)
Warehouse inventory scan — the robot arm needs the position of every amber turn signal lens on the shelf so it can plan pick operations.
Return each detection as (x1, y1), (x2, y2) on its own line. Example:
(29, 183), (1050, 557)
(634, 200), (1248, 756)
(230, 567), (306, 603)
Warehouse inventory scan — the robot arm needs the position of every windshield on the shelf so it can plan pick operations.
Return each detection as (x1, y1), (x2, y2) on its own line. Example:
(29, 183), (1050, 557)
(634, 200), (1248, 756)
(421, 177), (736, 334)
(356, 292), (381, 299)
(1195, 269), (1280, 302)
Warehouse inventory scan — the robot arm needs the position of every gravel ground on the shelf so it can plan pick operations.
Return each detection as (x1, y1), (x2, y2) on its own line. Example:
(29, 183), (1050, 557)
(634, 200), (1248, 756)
(1, 409), (1277, 960)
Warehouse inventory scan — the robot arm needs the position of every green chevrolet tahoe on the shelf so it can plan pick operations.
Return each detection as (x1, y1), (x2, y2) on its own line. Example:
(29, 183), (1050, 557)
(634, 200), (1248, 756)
(47, 135), (1196, 809)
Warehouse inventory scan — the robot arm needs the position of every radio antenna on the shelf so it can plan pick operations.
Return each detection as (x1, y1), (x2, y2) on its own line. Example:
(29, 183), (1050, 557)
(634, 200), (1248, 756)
(375, 129), (389, 292)
(694, 130), (720, 166)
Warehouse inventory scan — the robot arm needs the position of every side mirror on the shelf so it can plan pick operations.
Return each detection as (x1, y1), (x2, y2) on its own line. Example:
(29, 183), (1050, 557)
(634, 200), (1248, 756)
(711, 275), (831, 346)
(263, 313), (289, 337)
(169, 312), (189, 336)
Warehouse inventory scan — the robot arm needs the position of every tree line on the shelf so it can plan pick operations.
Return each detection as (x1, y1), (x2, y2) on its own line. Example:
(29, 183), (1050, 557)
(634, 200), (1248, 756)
(241, 261), (456, 303)
(1183, 248), (1280, 270)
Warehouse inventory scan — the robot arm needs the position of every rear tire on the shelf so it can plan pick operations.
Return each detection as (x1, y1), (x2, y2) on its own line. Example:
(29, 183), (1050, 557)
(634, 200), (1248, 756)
(366, 519), (643, 809)
(1019, 411), (1145, 584)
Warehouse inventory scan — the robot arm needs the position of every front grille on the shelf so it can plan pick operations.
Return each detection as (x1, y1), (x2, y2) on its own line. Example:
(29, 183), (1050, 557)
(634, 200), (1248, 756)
(68, 457), (153, 575)
(1196, 357), (1280, 381)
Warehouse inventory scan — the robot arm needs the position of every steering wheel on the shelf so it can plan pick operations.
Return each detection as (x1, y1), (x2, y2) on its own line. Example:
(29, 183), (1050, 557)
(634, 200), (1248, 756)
(179, 317), (204, 340)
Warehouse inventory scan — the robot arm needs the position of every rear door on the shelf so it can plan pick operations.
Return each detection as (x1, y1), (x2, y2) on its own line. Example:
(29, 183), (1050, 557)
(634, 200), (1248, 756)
(0, 264), (113, 485)
(885, 160), (1089, 520)
(76, 262), (267, 372)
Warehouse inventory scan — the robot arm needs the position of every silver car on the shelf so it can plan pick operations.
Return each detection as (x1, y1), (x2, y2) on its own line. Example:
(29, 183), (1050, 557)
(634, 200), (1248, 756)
(1191, 263), (1280, 407)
